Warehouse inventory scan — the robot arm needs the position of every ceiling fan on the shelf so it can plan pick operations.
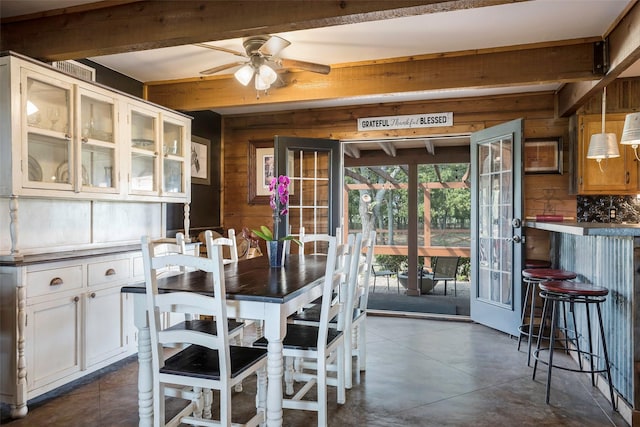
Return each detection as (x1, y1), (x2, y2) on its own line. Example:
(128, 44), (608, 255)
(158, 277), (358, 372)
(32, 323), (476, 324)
(195, 35), (331, 92)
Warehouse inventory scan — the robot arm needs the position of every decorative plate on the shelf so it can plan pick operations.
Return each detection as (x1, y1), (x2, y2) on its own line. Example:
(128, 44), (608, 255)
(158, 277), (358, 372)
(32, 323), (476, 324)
(56, 161), (89, 185)
(28, 155), (43, 182)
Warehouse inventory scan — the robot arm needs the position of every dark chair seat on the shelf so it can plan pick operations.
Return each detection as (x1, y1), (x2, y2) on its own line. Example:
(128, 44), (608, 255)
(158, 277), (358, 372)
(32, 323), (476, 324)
(161, 344), (267, 379)
(289, 305), (362, 324)
(166, 318), (245, 335)
(539, 280), (608, 296)
(254, 324), (343, 351)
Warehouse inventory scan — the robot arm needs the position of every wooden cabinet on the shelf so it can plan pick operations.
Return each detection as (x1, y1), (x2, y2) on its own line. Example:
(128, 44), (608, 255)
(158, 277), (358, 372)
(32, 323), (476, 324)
(1, 252), (136, 417)
(577, 113), (638, 194)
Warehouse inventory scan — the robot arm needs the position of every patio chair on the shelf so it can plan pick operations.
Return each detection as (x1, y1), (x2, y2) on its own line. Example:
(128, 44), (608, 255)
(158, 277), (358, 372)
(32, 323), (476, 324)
(425, 256), (460, 296)
(371, 264), (396, 293)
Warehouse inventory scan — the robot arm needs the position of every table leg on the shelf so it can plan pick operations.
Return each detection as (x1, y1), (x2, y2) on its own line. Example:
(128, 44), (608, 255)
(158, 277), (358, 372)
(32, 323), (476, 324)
(263, 306), (286, 427)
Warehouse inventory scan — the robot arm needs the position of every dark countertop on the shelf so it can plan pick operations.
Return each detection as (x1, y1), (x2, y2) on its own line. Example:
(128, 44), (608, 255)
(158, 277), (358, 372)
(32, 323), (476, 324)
(525, 221), (640, 236)
(0, 244), (142, 266)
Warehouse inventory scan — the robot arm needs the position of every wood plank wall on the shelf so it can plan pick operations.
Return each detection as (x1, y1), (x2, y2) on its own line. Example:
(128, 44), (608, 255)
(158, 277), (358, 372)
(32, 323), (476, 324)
(222, 90), (577, 262)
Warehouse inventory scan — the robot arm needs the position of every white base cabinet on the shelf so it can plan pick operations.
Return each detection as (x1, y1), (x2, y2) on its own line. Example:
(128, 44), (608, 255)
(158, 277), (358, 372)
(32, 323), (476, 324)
(0, 251), (139, 418)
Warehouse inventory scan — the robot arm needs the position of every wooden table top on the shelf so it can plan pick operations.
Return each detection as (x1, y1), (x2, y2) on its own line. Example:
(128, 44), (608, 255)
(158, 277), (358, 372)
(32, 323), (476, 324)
(121, 255), (327, 304)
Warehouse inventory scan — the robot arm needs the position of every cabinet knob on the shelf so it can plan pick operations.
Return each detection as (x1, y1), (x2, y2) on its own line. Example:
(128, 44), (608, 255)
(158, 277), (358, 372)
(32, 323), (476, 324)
(73, 296), (80, 303)
(81, 137), (88, 143)
(105, 268), (116, 276)
(90, 292), (96, 298)
(50, 277), (63, 286)
(626, 171), (630, 184)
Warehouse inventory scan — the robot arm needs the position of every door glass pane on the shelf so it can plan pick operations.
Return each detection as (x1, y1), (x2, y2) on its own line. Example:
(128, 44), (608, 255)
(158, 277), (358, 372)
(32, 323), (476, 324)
(163, 122), (183, 156)
(131, 153), (155, 191)
(82, 145), (114, 188)
(288, 149), (329, 253)
(477, 137), (513, 306)
(131, 111), (156, 151)
(27, 133), (70, 184)
(26, 77), (70, 134)
(163, 159), (183, 193)
(80, 95), (114, 142)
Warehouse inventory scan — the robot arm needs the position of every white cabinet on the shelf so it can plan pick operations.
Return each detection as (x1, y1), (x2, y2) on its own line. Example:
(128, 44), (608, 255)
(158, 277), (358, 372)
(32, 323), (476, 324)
(25, 294), (82, 391)
(127, 100), (188, 200)
(0, 52), (192, 261)
(0, 251), (137, 418)
(1, 53), (191, 202)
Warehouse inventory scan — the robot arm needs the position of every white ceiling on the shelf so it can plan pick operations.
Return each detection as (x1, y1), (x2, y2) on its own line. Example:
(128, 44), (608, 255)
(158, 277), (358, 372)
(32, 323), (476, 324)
(2, 0), (637, 116)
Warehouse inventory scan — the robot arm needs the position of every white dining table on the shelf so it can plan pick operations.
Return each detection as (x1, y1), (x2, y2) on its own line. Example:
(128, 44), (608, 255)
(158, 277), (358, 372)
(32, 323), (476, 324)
(122, 255), (327, 427)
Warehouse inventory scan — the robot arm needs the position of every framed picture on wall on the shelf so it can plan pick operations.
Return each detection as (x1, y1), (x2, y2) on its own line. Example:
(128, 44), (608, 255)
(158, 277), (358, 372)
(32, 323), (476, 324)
(248, 139), (297, 204)
(524, 137), (563, 174)
(191, 135), (211, 185)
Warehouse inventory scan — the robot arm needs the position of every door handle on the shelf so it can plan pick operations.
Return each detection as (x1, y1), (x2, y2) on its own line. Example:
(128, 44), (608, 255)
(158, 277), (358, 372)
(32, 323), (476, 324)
(507, 235), (522, 243)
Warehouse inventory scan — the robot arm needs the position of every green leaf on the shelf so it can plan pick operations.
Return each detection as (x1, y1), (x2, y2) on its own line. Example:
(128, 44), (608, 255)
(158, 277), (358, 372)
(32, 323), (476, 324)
(251, 226), (274, 241)
(281, 236), (302, 246)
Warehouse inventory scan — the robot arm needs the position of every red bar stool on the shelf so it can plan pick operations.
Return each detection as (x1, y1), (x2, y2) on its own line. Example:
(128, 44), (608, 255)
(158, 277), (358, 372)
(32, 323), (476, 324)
(532, 280), (616, 409)
(518, 268), (577, 366)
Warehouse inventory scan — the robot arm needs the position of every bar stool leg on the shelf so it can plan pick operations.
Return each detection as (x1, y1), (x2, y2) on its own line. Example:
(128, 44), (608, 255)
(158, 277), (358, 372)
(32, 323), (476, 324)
(544, 297), (559, 404)
(532, 292), (550, 381)
(517, 279), (533, 351)
(525, 280), (538, 366)
(596, 302), (616, 410)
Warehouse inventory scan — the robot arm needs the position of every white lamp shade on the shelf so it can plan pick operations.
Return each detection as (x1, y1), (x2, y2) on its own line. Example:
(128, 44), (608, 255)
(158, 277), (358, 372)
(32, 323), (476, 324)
(621, 112), (640, 147)
(254, 72), (270, 90)
(258, 64), (277, 85)
(587, 133), (620, 159)
(234, 64), (254, 86)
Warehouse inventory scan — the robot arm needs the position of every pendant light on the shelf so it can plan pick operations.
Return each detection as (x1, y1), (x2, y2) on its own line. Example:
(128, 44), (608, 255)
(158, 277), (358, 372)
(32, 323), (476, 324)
(586, 87), (619, 172)
(620, 111), (640, 161)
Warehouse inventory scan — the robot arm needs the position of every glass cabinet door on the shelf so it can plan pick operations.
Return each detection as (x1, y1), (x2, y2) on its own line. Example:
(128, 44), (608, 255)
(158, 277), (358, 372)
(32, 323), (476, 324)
(23, 72), (73, 188)
(162, 119), (185, 194)
(130, 107), (158, 193)
(78, 88), (117, 190)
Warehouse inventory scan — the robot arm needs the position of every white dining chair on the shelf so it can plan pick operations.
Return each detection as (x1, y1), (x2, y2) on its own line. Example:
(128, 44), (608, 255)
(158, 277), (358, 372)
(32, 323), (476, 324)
(204, 229), (239, 264)
(350, 230), (376, 373)
(288, 233), (363, 389)
(141, 237), (267, 427)
(253, 234), (347, 427)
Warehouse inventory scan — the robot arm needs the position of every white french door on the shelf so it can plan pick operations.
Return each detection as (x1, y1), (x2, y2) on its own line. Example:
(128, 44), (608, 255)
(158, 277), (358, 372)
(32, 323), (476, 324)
(470, 119), (524, 335)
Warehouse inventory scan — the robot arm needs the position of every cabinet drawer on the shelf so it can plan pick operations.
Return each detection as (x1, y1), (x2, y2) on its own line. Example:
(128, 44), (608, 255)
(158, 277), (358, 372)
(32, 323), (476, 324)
(27, 265), (83, 298)
(88, 258), (130, 287)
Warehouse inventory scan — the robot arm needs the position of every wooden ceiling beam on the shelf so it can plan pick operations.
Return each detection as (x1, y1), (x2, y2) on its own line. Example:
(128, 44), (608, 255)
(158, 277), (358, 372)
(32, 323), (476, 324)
(0, 0), (519, 61)
(557, 1), (640, 116)
(146, 41), (598, 111)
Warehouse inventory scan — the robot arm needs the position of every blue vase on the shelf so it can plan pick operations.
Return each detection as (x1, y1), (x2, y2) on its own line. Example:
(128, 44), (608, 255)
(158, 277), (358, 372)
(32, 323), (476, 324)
(267, 240), (285, 267)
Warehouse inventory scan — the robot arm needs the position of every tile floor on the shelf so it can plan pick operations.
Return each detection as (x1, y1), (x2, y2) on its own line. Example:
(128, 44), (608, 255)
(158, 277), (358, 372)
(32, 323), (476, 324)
(0, 316), (628, 426)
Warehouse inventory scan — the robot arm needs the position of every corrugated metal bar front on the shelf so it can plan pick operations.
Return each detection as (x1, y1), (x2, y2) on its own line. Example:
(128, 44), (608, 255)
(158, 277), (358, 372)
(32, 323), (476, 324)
(555, 233), (634, 406)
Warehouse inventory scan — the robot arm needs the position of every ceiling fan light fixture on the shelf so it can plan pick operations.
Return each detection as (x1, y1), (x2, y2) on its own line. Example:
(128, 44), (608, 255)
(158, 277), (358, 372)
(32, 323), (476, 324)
(234, 64), (254, 86)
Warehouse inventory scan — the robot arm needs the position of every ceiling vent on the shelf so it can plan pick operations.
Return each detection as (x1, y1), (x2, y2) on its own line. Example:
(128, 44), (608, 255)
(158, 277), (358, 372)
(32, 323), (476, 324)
(51, 60), (96, 81)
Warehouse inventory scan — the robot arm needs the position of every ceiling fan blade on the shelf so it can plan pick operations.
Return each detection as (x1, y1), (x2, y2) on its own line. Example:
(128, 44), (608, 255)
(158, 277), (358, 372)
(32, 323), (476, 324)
(194, 43), (247, 58)
(280, 58), (330, 75)
(200, 61), (246, 75)
(258, 35), (291, 57)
